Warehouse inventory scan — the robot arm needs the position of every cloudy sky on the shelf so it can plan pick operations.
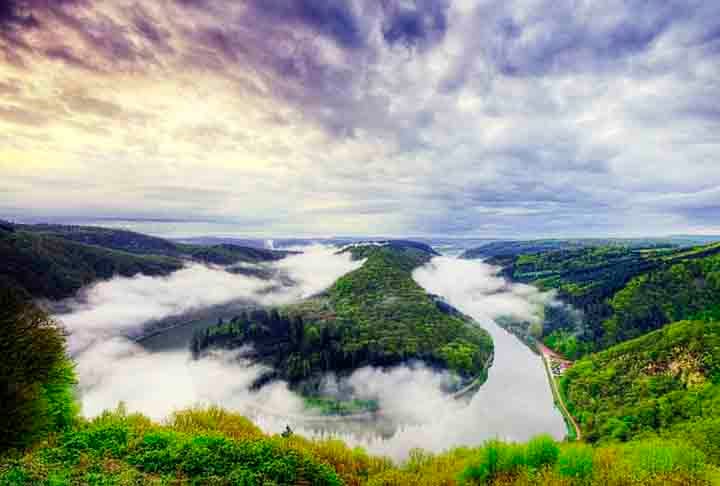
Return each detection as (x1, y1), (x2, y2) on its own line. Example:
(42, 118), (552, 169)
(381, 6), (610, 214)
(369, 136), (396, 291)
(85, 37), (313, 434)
(1, 0), (719, 237)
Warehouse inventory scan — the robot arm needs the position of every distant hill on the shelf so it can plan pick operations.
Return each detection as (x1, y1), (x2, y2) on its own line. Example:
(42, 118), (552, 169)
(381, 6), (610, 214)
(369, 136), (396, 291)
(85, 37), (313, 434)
(16, 222), (290, 264)
(193, 241), (493, 394)
(458, 238), (692, 260)
(0, 221), (291, 300)
(0, 227), (182, 300)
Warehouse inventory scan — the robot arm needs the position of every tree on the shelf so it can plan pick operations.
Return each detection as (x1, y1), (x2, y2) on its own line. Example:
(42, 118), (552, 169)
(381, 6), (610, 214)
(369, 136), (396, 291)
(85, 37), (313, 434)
(0, 287), (78, 452)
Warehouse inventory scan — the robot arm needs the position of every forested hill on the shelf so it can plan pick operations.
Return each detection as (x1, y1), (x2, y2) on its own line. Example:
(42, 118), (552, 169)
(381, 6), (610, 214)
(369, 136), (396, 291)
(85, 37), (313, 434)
(562, 320), (720, 462)
(0, 221), (290, 300)
(0, 225), (182, 300)
(13, 222), (290, 264)
(463, 239), (720, 360)
(459, 236), (720, 260)
(193, 242), (493, 389)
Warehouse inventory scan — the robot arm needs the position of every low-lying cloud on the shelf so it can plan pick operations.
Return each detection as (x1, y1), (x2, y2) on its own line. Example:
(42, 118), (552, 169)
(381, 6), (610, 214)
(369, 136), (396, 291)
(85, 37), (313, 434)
(60, 252), (565, 460)
(58, 245), (362, 353)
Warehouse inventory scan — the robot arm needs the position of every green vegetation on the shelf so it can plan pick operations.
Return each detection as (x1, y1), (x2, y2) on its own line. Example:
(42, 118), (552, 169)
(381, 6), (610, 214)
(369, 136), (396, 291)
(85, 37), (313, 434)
(3, 407), (716, 485)
(304, 397), (379, 416)
(3, 264), (720, 485)
(467, 240), (720, 359)
(193, 243), (494, 390)
(17, 222), (289, 264)
(0, 222), (290, 300)
(0, 226), (182, 300)
(0, 406), (343, 485)
(562, 320), (720, 462)
(0, 288), (78, 452)
(603, 253), (720, 347)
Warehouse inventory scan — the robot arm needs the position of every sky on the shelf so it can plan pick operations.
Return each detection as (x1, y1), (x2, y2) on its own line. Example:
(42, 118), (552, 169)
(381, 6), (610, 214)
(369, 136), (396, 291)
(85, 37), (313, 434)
(1, 0), (719, 238)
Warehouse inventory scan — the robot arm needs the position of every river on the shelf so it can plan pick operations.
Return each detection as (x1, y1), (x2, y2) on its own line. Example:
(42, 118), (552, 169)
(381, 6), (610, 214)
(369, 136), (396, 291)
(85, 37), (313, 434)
(130, 255), (566, 458)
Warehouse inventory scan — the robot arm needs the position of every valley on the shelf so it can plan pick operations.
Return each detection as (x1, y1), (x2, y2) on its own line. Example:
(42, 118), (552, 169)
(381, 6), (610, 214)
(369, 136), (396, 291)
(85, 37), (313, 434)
(2, 226), (720, 485)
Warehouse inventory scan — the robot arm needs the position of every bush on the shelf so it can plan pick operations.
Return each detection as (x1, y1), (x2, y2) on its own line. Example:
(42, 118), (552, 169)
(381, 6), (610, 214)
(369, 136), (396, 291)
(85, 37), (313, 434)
(557, 444), (594, 481)
(525, 435), (560, 470)
(167, 406), (263, 441)
(460, 440), (527, 484)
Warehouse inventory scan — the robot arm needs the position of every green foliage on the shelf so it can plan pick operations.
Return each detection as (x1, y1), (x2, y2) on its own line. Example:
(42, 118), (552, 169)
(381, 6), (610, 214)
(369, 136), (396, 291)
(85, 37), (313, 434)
(603, 254), (720, 346)
(482, 240), (720, 359)
(458, 437), (713, 486)
(563, 320), (720, 461)
(460, 440), (527, 484)
(2, 408), (718, 486)
(0, 288), (78, 452)
(0, 223), (290, 300)
(543, 330), (589, 360)
(556, 444), (593, 480)
(525, 435), (560, 470)
(304, 397), (379, 416)
(1, 407), (342, 485)
(0, 230), (182, 300)
(459, 436), (559, 484)
(195, 244), (493, 391)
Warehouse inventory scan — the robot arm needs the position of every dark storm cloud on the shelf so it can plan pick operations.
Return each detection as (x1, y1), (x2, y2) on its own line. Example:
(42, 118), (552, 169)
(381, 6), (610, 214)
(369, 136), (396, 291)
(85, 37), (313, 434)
(246, 0), (365, 49)
(441, 0), (720, 85)
(0, 0), (39, 29)
(381, 0), (450, 48)
(0, 0), (84, 32)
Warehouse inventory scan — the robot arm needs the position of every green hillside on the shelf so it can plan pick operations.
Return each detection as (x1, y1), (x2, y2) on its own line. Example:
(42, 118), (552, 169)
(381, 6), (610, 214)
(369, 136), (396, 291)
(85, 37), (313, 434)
(194, 243), (493, 389)
(17, 222), (290, 265)
(562, 320), (720, 463)
(0, 223), (290, 300)
(0, 226), (183, 300)
(467, 241), (720, 359)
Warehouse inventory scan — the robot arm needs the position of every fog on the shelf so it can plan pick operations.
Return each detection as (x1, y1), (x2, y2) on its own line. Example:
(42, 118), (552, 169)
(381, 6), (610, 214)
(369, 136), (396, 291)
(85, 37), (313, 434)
(59, 249), (565, 461)
(343, 257), (566, 458)
(76, 339), (305, 421)
(60, 245), (362, 353)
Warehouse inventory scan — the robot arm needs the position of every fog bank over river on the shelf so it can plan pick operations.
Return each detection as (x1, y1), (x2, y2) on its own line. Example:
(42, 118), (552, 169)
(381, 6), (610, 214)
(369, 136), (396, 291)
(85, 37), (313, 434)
(58, 248), (564, 460)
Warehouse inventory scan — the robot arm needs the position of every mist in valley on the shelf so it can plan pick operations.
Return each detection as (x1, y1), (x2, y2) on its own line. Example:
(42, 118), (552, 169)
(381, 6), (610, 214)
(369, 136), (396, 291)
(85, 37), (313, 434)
(57, 246), (565, 460)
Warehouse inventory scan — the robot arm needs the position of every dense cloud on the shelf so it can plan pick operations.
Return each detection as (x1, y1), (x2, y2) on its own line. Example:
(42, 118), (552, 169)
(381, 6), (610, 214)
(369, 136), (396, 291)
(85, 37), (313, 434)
(58, 245), (362, 353)
(1, 0), (719, 236)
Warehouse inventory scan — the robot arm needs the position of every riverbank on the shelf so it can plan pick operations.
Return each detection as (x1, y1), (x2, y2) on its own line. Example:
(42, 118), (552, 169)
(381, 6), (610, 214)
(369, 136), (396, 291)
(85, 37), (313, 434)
(536, 341), (582, 441)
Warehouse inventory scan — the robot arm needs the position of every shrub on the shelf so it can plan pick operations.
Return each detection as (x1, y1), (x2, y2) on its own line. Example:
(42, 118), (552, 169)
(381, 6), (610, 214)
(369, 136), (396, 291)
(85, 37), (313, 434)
(167, 406), (263, 441)
(460, 440), (527, 484)
(556, 444), (594, 481)
(525, 435), (560, 470)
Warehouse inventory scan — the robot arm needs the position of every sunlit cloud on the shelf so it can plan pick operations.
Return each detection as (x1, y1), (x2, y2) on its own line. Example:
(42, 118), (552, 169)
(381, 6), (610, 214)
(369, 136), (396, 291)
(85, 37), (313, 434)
(1, 0), (719, 236)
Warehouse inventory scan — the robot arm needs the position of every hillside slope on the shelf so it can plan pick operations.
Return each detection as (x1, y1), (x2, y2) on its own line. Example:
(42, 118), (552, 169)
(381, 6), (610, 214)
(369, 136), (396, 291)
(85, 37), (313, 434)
(0, 222), (291, 300)
(0, 226), (183, 300)
(465, 241), (720, 358)
(194, 242), (493, 389)
(16, 222), (290, 264)
(562, 320), (720, 462)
